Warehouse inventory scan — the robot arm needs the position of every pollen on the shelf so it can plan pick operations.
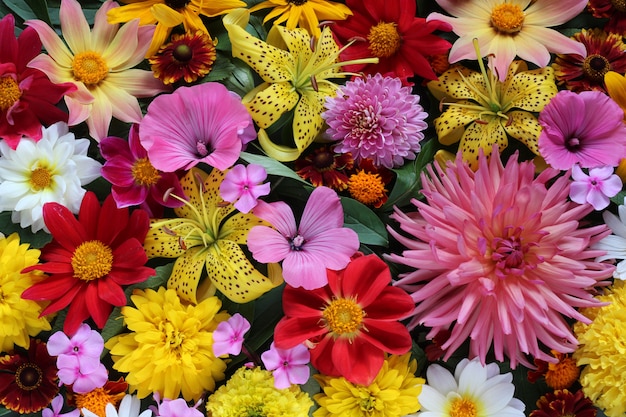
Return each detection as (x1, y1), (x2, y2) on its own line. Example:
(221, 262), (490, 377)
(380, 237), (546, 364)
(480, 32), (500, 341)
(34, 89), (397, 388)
(0, 75), (21, 111)
(490, 3), (525, 34)
(449, 397), (478, 417)
(323, 297), (364, 335)
(30, 167), (53, 191)
(72, 51), (108, 86)
(545, 354), (580, 390)
(74, 387), (125, 417)
(348, 170), (387, 206)
(368, 22), (402, 58)
(71, 240), (114, 281)
(131, 158), (160, 186)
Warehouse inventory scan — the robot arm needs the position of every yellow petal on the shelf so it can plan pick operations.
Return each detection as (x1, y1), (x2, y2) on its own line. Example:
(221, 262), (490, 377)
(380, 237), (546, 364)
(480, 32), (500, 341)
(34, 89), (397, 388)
(151, 4), (184, 27)
(503, 110), (542, 155)
(167, 247), (207, 305)
(605, 71), (626, 117)
(257, 129), (302, 161)
(144, 219), (191, 258)
(275, 25), (312, 61)
(433, 101), (480, 146)
(504, 66), (557, 112)
(427, 65), (487, 103)
(459, 118), (507, 170)
(292, 90), (326, 152)
(220, 212), (266, 244)
(243, 82), (299, 128)
(106, 1), (159, 25)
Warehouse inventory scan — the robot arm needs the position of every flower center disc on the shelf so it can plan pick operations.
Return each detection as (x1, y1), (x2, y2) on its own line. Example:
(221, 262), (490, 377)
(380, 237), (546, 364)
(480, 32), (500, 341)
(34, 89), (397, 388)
(323, 298), (364, 335)
(75, 387), (125, 417)
(0, 75), (21, 111)
(72, 51), (109, 85)
(546, 357), (580, 390)
(449, 397), (478, 417)
(132, 158), (160, 186)
(30, 167), (52, 191)
(71, 240), (114, 281)
(348, 171), (386, 205)
(490, 3), (525, 34)
(582, 54), (610, 82)
(368, 22), (402, 58)
(15, 363), (43, 391)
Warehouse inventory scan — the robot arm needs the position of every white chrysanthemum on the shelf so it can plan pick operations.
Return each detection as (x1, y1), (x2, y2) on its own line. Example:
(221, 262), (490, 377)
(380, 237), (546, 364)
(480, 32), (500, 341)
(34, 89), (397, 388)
(592, 201), (626, 279)
(409, 358), (525, 417)
(0, 121), (101, 232)
(82, 395), (152, 417)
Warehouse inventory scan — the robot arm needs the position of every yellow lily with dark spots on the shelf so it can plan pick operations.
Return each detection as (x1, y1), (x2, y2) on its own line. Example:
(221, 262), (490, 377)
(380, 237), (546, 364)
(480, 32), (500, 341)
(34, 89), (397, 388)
(428, 56), (558, 170)
(144, 167), (283, 304)
(223, 8), (377, 162)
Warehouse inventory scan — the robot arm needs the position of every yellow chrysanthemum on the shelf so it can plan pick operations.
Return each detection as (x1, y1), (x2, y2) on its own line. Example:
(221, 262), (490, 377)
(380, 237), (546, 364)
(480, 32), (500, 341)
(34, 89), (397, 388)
(206, 366), (313, 417)
(249, 0), (352, 38)
(105, 287), (229, 401)
(313, 353), (424, 417)
(573, 280), (626, 417)
(0, 233), (51, 353)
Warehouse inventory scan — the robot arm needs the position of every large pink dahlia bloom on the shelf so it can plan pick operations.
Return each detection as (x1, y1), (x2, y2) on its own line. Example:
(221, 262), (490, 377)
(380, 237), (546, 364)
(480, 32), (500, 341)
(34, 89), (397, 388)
(386, 151), (614, 368)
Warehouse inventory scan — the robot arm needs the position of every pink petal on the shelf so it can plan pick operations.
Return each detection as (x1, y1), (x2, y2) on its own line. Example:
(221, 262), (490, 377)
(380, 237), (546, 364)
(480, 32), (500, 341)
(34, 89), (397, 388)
(106, 70), (169, 97)
(247, 225), (292, 263)
(282, 250), (329, 289)
(25, 20), (73, 67)
(299, 187), (344, 238)
(252, 200), (297, 236)
(46, 332), (72, 356)
(60, 0), (91, 54)
(91, 0), (119, 52)
(303, 228), (359, 271)
(524, 0), (588, 26)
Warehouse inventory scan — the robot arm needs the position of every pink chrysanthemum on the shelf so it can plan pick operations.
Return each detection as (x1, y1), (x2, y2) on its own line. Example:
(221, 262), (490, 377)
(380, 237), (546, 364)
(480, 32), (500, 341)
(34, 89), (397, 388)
(323, 74), (428, 169)
(386, 150), (615, 368)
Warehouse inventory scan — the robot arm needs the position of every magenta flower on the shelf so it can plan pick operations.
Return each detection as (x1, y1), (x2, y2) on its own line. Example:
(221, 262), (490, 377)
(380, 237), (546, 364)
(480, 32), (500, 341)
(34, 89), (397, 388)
(247, 186), (360, 289)
(323, 74), (428, 169)
(538, 90), (626, 170)
(46, 323), (103, 374)
(139, 82), (256, 173)
(569, 164), (622, 210)
(100, 124), (185, 217)
(261, 342), (310, 389)
(212, 313), (251, 357)
(219, 164), (271, 213)
(43, 395), (80, 417)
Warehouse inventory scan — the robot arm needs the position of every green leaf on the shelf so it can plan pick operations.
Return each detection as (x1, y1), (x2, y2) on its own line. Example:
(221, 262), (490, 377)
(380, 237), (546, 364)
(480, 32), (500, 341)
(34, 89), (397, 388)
(202, 54), (236, 83)
(0, 212), (52, 249)
(341, 197), (388, 246)
(25, 0), (51, 25)
(0, 406), (14, 416)
(240, 152), (309, 185)
(610, 190), (626, 206)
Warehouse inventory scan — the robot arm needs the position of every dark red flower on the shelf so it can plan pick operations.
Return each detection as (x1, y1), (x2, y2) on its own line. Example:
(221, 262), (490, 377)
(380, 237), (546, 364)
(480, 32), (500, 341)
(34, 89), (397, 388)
(295, 145), (354, 191)
(0, 339), (58, 413)
(21, 192), (155, 335)
(274, 253), (414, 386)
(330, 0), (452, 82)
(530, 389), (596, 417)
(588, 0), (626, 36)
(0, 14), (75, 148)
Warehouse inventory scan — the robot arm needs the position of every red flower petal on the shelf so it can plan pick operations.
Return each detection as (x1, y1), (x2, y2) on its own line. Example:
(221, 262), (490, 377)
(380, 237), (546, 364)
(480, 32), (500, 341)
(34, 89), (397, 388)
(97, 194), (129, 245)
(282, 284), (330, 318)
(360, 319), (412, 354)
(21, 275), (78, 301)
(332, 336), (384, 386)
(63, 296), (90, 335)
(364, 287), (414, 320)
(335, 254), (391, 307)
(84, 284), (113, 329)
(77, 191), (101, 238)
(97, 277), (127, 307)
(274, 316), (327, 349)
(42, 202), (86, 252)
(39, 281), (83, 316)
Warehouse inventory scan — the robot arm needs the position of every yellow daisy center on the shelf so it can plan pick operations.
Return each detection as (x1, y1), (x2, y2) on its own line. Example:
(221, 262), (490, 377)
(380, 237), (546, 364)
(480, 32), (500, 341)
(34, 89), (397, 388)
(449, 397), (478, 417)
(132, 158), (160, 186)
(75, 388), (125, 417)
(546, 357), (580, 390)
(323, 297), (364, 335)
(72, 51), (108, 86)
(582, 54), (611, 82)
(368, 22), (402, 58)
(490, 3), (525, 34)
(611, 0), (626, 12)
(30, 166), (53, 191)
(15, 363), (42, 391)
(0, 75), (21, 111)
(71, 240), (114, 281)
(348, 170), (386, 206)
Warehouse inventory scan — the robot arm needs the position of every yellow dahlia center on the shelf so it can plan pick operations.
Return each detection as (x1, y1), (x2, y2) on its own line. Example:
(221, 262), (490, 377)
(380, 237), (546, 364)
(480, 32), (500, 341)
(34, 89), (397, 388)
(323, 297), (364, 335)
(490, 4), (525, 33)
(368, 22), (401, 58)
(132, 158), (160, 186)
(358, 392), (377, 412)
(162, 321), (187, 352)
(75, 388), (125, 417)
(15, 363), (42, 391)
(30, 167), (53, 191)
(348, 171), (386, 206)
(611, 0), (626, 12)
(0, 75), (21, 111)
(449, 397), (478, 417)
(72, 51), (108, 85)
(71, 240), (114, 281)
(546, 357), (580, 390)
(582, 54), (610, 82)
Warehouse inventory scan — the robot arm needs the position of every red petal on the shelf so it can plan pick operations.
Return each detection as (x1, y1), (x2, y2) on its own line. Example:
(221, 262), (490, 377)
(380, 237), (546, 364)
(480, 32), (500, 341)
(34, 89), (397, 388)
(112, 239), (148, 269)
(63, 296), (90, 335)
(97, 194), (129, 245)
(21, 275), (78, 301)
(309, 335), (340, 377)
(120, 208), (150, 243)
(23, 261), (73, 274)
(282, 285), (330, 318)
(42, 202), (86, 252)
(360, 319), (412, 354)
(39, 282), (83, 316)
(78, 191), (101, 238)
(274, 316), (327, 349)
(340, 254), (391, 307)
(332, 337), (384, 386)
(107, 266), (154, 285)
(364, 287), (414, 320)
(97, 278), (127, 306)
(84, 284), (113, 329)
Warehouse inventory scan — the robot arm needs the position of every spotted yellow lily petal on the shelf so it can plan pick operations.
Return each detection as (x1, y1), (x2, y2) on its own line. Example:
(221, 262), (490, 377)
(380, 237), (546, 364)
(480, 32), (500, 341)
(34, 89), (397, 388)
(606, 71), (626, 117)
(427, 65), (487, 103)
(460, 118), (508, 169)
(293, 90), (329, 153)
(433, 102), (480, 146)
(503, 66), (557, 112)
(144, 219), (191, 258)
(258, 129), (303, 161)
(169, 246), (207, 304)
(243, 82), (299, 128)
(504, 111), (542, 155)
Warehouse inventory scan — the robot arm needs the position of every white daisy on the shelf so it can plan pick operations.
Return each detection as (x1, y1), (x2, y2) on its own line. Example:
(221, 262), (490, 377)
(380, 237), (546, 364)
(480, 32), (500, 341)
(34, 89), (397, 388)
(592, 200), (626, 280)
(0, 121), (101, 232)
(83, 395), (152, 417)
(409, 358), (525, 417)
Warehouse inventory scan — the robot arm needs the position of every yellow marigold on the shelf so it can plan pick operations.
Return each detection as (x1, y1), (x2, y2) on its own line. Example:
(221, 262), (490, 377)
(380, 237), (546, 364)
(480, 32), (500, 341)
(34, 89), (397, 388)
(105, 287), (229, 401)
(313, 353), (424, 417)
(206, 366), (313, 417)
(0, 233), (51, 353)
(573, 279), (626, 417)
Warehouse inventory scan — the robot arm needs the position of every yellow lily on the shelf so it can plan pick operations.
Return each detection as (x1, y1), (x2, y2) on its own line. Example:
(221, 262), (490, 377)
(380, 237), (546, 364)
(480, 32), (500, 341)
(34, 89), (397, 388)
(144, 167), (283, 304)
(605, 71), (626, 182)
(223, 9), (377, 162)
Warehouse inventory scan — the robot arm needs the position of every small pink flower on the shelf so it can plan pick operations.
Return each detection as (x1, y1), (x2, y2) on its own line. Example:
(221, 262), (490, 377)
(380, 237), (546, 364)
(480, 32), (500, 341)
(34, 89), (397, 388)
(212, 313), (251, 357)
(261, 342), (310, 389)
(43, 395), (80, 417)
(56, 356), (108, 393)
(151, 393), (203, 417)
(569, 164), (622, 210)
(46, 323), (103, 374)
(219, 164), (270, 213)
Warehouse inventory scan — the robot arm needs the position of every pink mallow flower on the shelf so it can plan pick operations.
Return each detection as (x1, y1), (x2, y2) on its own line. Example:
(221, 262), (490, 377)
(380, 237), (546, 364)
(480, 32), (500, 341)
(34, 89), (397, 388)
(100, 124), (185, 217)
(261, 342), (310, 389)
(43, 395), (80, 417)
(247, 186), (360, 289)
(151, 393), (203, 417)
(569, 164), (622, 210)
(212, 313), (251, 357)
(219, 164), (270, 213)
(139, 82), (256, 173)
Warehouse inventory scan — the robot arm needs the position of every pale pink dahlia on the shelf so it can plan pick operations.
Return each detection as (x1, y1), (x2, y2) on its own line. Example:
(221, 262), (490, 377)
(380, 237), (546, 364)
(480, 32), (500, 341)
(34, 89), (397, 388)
(386, 150), (615, 368)
(323, 74), (428, 169)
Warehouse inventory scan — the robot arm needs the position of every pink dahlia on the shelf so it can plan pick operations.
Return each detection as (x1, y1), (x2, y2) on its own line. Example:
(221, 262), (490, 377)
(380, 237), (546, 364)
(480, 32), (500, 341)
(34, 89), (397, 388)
(386, 150), (615, 368)
(139, 82), (256, 172)
(323, 74), (428, 169)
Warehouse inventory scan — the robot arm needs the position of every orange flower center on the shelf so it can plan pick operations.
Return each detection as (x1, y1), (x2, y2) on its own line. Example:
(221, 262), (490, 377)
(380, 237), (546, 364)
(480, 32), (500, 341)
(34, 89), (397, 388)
(72, 51), (108, 86)
(323, 297), (364, 335)
(74, 387), (125, 417)
(368, 22), (401, 58)
(582, 54), (610, 82)
(546, 356), (580, 390)
(0, 75), (21, 111)
(490, 3), (525, 34)
(132, 158), (160, 186)
(348, 170), (386, 206)
(611, 0), (626, 12)
(449, 397), (477, 417)
(15, 363), (43, 391)
(71, 240), (114, 281)
(30, 166), (53, 191)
